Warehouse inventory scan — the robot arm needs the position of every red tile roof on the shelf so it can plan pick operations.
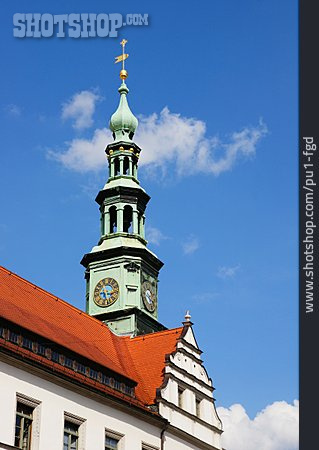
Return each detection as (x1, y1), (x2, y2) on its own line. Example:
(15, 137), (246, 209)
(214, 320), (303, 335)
(0, 266), (183, 407)
(124, 327), (183, 404)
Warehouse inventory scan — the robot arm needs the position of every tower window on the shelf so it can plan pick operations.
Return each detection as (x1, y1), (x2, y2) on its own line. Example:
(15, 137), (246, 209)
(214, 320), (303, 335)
(15, 402), (33, 449)
(114, 157), (120, 176)
(123, 205), (133, 233)
(123, 156), (129, 175)
(109, 206), (117, 233)
(132, 161), (136, 178)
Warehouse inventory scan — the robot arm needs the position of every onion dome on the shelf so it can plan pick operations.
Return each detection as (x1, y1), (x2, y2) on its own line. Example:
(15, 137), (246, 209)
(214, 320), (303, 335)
(109, 81), (138, 142)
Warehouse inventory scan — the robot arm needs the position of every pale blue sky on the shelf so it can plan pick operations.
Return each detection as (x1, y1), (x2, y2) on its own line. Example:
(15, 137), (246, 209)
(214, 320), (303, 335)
(0, 0), (297, 421)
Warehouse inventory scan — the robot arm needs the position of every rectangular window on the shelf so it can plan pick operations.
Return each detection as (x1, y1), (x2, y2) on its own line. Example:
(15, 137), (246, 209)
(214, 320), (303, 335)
(105, 429), (123, 450)
(64, 357), (74, 369)
(89, 368), (99, 380)
(178, 388), (184, 408)
(142, 444), (160, 450)
(51, 351), (59, 363)
(105, 436), (119, 449)
(196, 398), (201, 417)
(22, 337), (33, 350)
(37, 343), (46, 356)
(15, 402), (33, 450)
(63, 420), (79, 450)
(77, 362), (86, 375)
(9, 330), (19, 344)
(101, 374), (110, 385)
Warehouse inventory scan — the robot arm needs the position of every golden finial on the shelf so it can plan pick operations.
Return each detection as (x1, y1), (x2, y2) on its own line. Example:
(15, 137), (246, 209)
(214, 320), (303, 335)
(115, 39), (129, 80)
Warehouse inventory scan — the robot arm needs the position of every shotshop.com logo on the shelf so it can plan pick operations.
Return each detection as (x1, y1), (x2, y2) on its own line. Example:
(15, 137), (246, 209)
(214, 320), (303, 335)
(13, 13), (149, 38)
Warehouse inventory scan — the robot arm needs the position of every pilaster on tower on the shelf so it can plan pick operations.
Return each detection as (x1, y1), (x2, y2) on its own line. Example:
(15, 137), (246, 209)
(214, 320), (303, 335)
(81, 41), (166, 337)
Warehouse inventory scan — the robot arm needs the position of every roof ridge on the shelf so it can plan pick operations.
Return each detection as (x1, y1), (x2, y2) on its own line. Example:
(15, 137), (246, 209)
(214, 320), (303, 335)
(0, 265), (111, 332)
(129, 326), (183, 342)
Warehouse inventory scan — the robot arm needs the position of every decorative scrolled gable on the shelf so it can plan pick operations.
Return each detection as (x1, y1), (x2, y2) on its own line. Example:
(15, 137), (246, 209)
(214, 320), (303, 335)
(156, 319), (223, 449)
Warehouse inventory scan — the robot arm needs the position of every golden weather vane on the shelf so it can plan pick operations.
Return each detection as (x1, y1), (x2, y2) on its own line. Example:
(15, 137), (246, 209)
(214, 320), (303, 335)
(115, 39), (129, 80)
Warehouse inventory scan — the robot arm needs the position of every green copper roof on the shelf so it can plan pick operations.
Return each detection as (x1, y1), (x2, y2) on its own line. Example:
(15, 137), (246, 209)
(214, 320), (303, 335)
(109, 81), (138, 142)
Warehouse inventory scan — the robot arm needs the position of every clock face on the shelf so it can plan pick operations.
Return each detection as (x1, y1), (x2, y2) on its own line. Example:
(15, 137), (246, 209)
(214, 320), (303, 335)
(141, 281), (157, 313)
(93, 277), (119, 307)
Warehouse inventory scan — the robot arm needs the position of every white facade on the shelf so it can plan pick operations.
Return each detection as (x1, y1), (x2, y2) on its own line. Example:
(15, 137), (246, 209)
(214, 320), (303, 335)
(0, 349), (222, 450)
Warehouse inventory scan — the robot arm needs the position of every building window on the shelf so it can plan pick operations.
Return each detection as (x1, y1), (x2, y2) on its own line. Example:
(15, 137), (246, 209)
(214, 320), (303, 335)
(196, 397), (201, 418)
(63, 420), (79, 450)
(51, 350), (59, 363)
(64, 356), (74, 369)
(63, 412), (85, 450)
(109, 206), (117, 233)
(89, 368), (99, 380)
(123, 205), (133, 233)
(114, 157), (120, 176)
(101, 374), (110, 385)
(76, 362), (86, 375)
(105, 436), (119, 449)
(178, 387), (184, 408)
(105, 429), (123, 450)
(123, 156), (129, 175)
(22, 337), (33, 350)
(14, 402), (33, 449)
(142, 444), (160, 450)
(37, 343), (46, 356)
(9, 330), (19, 344)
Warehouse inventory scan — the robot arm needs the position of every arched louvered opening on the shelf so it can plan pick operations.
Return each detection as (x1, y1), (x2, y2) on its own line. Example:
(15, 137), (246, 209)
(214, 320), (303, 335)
(123, 156), (129, 175)
(109, 206), (117, 233)
(132, 161), (138, 178)
(114, 157), (120, 176)
(123, 205), (133, 233)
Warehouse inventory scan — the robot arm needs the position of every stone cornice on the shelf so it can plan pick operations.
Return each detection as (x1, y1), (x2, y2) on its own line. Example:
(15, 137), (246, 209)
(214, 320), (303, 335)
(177, 337), (203, 355)
(164, 360), (215, 392)
(95, 185), (150, 207)
(81, 246), (164, 271)
(167, 423), (222, 450)
(171, 346), (203, 364)
(159, 398), (222, 435)
(160, 370), (214, 398)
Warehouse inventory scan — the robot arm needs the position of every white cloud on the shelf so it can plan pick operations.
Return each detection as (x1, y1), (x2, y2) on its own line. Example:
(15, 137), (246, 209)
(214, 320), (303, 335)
(49, 107), (267, 178)
(62, 90), (101, 130)
(5, 104), (22, 116)
(217, 264), (240, 279)
(182, 235), (200, 255)
(136, 108), (267, 178)
(217, 400), (299, 450)
(146, 225), (168, 246)
(48, 128), (110, 172)
(192, 292), (219, 304)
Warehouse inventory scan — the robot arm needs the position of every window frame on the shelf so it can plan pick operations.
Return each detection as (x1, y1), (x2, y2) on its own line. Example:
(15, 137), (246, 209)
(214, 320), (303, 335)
(63, 420), (79, 450)
(63, 412), (85, 450)
(15, 393), (41, 450)
(178, 387), (184, 408)
(15, 402), (33, 449)
(141, 443), (160, 450)
(105, 428), (124, 450)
